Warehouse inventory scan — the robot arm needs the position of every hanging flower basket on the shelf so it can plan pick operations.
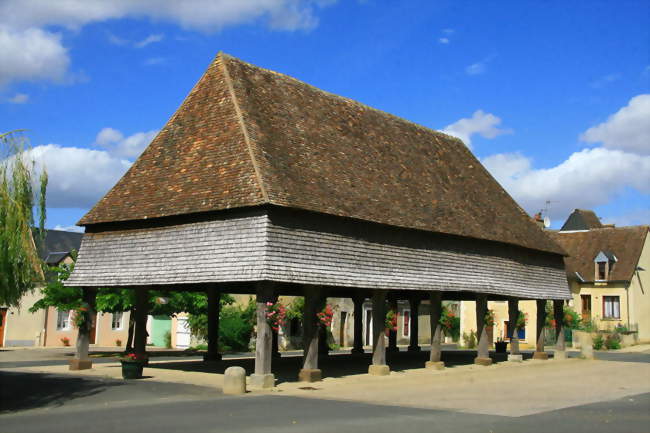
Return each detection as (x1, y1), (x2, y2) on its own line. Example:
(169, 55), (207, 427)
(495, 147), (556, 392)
(385, 309), (398, 334)
(515, 310), (528, 330)
(440, 307), (456, 334)
(265, 302), (287, 332)
(317, 304), (334, 328)
(484, 309), (495, 328)
(72, 303), (91, 329)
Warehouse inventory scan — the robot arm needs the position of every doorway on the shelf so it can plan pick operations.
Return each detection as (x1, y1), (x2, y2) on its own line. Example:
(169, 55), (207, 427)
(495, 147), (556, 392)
(364, 307), (373, 346)
(89, 313), (97, 344)
(0, 308), (6, 347)
(581, 295), (591, 322)
(339, 311), (347, 347)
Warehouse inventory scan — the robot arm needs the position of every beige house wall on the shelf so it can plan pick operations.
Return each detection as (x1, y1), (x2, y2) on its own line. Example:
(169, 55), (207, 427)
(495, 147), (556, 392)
(2, 290), (46, 347)
(629, 232), (650, 341)
(460, 299), (540, 349)
(43, 307), (129, 347)
(571, 281), (629, 332)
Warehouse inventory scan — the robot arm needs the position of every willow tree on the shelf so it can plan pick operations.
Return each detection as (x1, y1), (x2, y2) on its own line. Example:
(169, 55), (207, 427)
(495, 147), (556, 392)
(0, 131), (47, 307)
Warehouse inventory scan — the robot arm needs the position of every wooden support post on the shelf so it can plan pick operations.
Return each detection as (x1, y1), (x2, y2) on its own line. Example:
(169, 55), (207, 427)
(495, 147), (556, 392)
(272, 329), (281, 359)
(533, 299), (549, 360)
(70, 287), (96, 370)
(250, 284), (276, 388)
(426, 291), (444, 369)
(475, 294), (492, 366)
(204, 286), (222, 362)
(351, 295), (365, 355)
(133, 287), (149, 358)
(553, 300), (566, 360)
(507, 298), (522, 362)
(299, 287), (323, 382)
(387, 297), (399, 354)
(408, 297), (421, 352)
(368, 290), (389, 375)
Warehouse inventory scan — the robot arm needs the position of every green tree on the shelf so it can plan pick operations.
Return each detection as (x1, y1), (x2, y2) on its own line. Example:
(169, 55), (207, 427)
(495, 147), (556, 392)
(0, 131), (47, 307)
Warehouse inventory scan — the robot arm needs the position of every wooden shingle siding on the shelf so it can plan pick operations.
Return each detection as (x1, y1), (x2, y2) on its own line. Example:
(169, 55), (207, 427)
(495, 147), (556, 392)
(67, 210), (569, 299)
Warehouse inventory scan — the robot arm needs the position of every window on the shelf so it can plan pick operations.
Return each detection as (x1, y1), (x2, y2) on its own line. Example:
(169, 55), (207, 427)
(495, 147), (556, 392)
(56, 310), (71, 330)
(111, 312), (123, 330)
(603, 296), (620, 319)
(597, 261), (607, 280)
(402, 309), (410, 338)
(504, 321), (526, 341)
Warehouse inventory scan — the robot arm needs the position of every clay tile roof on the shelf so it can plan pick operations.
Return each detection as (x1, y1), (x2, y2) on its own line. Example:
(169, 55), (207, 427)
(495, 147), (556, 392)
(79, 53), (564, 255)
(548, 226), (649, 282)
(560, 209), (603, 231)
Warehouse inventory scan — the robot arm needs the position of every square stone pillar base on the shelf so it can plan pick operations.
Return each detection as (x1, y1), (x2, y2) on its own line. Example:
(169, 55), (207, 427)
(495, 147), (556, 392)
(368, 364), (390, 376)
(553, 350), (567, 360)
(532, 351), (549, 360)
(474, 357), (493, 366)
(298, 368), (322, 382)
(69, 359), (92, 370)
(508, 354), (523, 362)
(249, 373), (275, 389)
(425, 361), (445, 370)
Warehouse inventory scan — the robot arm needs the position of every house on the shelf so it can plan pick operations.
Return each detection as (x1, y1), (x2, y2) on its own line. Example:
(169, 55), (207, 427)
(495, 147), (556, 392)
(548, 210), (649, 341)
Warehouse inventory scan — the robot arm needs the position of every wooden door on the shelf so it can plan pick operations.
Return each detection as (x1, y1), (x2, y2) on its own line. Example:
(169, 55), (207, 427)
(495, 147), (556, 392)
(0, 308), (6, 347)
(339, 311), (347, 347)
(89, 313), (97, 344)
(581, 295), (591, 322)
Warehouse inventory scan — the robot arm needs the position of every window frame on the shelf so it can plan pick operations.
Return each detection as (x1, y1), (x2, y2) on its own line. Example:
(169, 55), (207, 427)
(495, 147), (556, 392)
(402, 308), (410, 338)
(602, 296), (621, 319)
(56, 310), (71, 330)
(111, 312), (124, 330)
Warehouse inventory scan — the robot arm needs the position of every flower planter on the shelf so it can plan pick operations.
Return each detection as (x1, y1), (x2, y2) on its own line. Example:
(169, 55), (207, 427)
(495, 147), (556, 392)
(121, 360), (144, 379)
(494, 341), (507, 353)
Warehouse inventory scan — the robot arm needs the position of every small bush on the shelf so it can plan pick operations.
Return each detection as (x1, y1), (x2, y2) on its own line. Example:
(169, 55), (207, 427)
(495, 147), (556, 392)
(463, 330), (477, 349)
(115, 339), (122, 347)
(164, 331), (172, 349)
(593, 334), (604, 350)
(605, 333), (621, 350)
(613, 324), (629, 334)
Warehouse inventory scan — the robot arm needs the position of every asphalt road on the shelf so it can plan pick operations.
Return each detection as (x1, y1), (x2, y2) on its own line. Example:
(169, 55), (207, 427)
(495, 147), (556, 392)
(0, 369), (648, 433)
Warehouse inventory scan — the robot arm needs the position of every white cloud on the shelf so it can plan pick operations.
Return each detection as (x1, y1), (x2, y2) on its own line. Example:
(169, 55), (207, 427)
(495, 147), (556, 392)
(0, 0), (330, 33)
(53, 224), (85, 233)
(27, 144), (132, 208)
(440, 110), (513, 148)
(134, 33), (164, 48)
(602, 209), (650, 227)
(438, 37), (449, 44)
(7, 93), (29, 104)
(482, 148), (650, 221)
(465, 61), (486, 76)
(95, 127), (158, 158)
(0, 26), (69, 87)
(580, 94), (650, 155)
(442, 28), (454, 34)
(590, 73), (620, 89)
(143, 57), (166, 66)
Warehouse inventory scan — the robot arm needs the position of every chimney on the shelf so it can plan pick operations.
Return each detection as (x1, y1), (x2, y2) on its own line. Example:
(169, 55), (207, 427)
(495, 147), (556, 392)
(533, 212), (545, 229)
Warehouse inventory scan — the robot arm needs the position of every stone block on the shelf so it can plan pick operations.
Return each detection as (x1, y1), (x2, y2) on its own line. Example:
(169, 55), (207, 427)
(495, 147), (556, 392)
(474, 357), (493, 366)
(425, 361), (445, 370)
(553, 350), (567, 360)
(508, 354), (523, 362)
(298, 368), (322, 382)
(249, 373), (275, 389)
(580, 334), (595, 359)
(532, 351), (549, 360)
(69, 359), (92, 370)
(223, 366), (247, 395)
(368, 364), (390, 376)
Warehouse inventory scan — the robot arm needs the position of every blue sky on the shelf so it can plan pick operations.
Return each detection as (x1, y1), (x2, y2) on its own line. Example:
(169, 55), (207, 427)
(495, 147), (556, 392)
(1, 0), (648, 232)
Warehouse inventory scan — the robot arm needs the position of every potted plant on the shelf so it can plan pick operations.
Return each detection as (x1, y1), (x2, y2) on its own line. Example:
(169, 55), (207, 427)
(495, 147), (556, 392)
(60, 336), (70, 346)
(317, 304), (334, 329)
(120, 352), (148, 379)
(484, 309), (495, 345)
(494, 338), (508, 353)
(385, 309), (398, 335)
(265, 301), (287, 332)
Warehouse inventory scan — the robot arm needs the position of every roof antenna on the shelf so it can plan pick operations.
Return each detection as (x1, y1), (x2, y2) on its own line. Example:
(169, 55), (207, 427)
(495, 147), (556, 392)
(542, 200), (555, 228)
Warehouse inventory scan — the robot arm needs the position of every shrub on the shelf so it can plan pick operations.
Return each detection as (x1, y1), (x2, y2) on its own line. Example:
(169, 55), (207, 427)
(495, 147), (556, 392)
(218, 303), (256, 352)
(115, 339), (122, 347)
(440, 306), (460, 341)
(580, 318), (598, 333)
(593, 334), (604, 350)
(614, 324), (629, 334)
(463, 330), (477, 349)
(605, 333), (621, 350)
(164, 331), (172, 349)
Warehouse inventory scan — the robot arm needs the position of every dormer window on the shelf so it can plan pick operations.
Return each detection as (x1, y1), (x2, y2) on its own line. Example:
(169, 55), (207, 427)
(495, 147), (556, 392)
(594, 251), (617, 281)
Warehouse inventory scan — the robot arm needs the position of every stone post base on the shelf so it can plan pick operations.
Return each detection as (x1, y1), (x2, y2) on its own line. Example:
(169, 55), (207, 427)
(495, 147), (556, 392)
(368, 364), (390, 376)
(249, 373), (275, 389)
(425, 361), (445, 370)
(508, 354), (523, 362)
(553, 350), (567, 360)
(223, 366), (247, 395)
(474, 357), (493, 366)
(408, 345), (421, 352)
(532, 351), (549, 360)
(69, 359), (92, 370)
(298, 368), (322, 382)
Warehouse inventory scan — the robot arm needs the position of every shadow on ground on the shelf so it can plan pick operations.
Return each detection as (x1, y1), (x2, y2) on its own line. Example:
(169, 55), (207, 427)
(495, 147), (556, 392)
(0, 371), (123, 413)
(147, 349), (536, 384)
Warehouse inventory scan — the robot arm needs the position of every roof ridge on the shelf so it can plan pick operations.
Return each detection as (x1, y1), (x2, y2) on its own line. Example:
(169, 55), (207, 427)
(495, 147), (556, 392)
(219, 54), (270, 203)
(222, 53), (467, 149)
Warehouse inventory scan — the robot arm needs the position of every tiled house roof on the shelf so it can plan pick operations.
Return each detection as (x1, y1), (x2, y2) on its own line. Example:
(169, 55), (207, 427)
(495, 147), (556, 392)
(548, 226), (648, 282)
(79, 53), (563, 256)
(560, 209), (603, 231)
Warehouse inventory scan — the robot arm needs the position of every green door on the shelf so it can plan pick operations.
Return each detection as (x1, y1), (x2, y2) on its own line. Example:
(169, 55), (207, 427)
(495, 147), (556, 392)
(151, 315), (172, 347)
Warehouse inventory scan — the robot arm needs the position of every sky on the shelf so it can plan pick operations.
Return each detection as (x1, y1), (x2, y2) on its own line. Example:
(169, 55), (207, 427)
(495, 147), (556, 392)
(1, 0), (648, 232)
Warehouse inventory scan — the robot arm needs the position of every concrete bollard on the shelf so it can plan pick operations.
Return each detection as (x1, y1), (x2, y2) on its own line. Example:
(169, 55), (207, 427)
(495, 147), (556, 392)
(580, 333), (595, 359)
(223, 366), (247, 395)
